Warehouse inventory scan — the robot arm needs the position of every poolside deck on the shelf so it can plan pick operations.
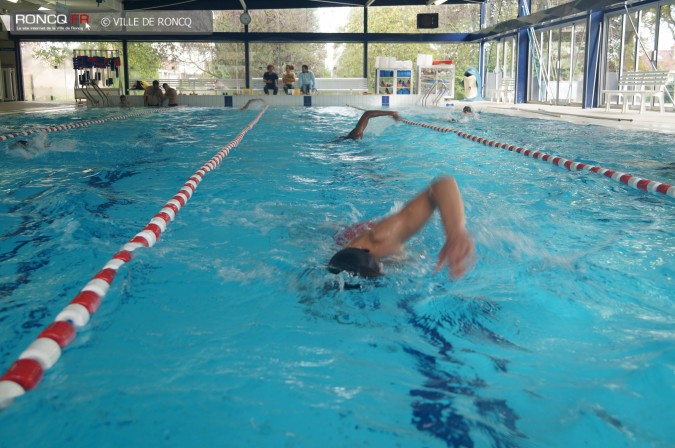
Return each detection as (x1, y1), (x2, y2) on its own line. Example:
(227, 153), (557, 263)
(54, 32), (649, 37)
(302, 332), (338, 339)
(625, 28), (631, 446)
(1, 98), (672, 135)
(482, 102), (675, 135)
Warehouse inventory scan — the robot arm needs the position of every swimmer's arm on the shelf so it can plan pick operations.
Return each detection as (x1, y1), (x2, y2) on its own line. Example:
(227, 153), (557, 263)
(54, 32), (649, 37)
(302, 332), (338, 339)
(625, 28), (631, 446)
(355, 176), (474, 278)
(351, 176), (441, 258)
(430, 177), (474, 279)
(345, 110), (401, 140)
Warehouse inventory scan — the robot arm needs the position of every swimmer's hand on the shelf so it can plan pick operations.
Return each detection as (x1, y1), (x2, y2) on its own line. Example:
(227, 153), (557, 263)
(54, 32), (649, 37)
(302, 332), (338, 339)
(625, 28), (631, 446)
(392, 112), (402, 121)
(434, 229), (475, 280)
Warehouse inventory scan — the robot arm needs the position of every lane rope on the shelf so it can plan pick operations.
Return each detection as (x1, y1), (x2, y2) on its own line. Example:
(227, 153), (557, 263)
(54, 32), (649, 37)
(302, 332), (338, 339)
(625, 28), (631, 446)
(400, 118), (674, 198)
(0, 108), (169, 142)
(0, 106), (269, 408)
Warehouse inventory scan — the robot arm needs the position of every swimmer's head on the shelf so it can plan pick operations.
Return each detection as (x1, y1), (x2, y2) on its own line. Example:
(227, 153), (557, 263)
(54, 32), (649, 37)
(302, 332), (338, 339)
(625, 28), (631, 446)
(462, 106), (473, 114)
(328, 248), (382, 278)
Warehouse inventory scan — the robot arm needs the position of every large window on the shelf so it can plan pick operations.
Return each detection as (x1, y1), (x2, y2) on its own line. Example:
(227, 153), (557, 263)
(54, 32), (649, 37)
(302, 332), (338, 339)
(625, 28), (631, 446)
(483, 36), (517, 101)
(484, 0), (520, 27)
(528, 20), (586, 105)
(20, 41), (122, 101)
(603, 2), (675, 108)
(658, 3), (675, 71)
(367, 4), (480, 33)
(366, 42), (479, 96)
(249, 42), (329, 82)
(531, 0), (570, 13)
(249, 7), (363, 33)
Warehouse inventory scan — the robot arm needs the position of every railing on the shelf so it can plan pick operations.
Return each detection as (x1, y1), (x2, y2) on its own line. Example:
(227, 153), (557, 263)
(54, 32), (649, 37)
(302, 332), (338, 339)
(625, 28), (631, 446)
(419, 80), (449, 107)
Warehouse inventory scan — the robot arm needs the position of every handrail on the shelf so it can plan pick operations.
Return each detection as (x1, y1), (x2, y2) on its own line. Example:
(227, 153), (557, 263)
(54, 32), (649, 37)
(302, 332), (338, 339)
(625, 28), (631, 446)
(79, 85), (99, 106)
(419, 80), (448, 107)
(89, 82), (110, 107)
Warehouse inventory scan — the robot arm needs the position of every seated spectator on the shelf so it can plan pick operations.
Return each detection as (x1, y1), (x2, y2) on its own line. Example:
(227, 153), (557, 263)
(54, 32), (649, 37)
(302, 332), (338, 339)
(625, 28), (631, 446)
(282, 65), (296, 95)
(298, 65), (316, 94)
(263, 65), (279, 95)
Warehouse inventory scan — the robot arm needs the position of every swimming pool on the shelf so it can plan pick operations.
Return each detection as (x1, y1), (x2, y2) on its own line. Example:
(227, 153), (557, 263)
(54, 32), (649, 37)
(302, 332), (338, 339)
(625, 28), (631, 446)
(0, 106), (673, 447)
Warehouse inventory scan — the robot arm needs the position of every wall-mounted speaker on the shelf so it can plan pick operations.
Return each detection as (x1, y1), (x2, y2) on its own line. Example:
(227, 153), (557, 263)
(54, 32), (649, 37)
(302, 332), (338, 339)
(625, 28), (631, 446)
(417, 13), (439, 29)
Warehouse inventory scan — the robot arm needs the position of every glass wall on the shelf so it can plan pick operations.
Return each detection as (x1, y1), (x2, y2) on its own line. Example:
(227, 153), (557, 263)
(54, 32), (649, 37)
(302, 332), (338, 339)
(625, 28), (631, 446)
(20, 41), (122, 101)
(528, 19), (586, 104)
(658, 3), (675, 72)
(603, 1), (675, 108)
(249, 7), (363, 33)
(531, 0), (570, 13)
(366, 42), (479, 96)
(367, 4), (480, 33)
(249, 42), (329, 81)
(483, 36), (517, 100)
(484, 0), (520, 27)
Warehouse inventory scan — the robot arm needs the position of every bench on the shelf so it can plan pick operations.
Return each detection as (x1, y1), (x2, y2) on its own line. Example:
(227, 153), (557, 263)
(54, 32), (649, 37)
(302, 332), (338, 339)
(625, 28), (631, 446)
(495, 77), (515, 103)
(602, 71), (671, 113)
(315, 78), (368, 94)
(251, 77), (368, 94)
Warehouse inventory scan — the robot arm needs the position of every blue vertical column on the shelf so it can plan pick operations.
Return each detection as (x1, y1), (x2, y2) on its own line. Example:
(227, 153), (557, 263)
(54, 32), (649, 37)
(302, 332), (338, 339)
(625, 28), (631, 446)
(516, 28), (529, 103)
(515, 0), (531, 104)
(583, 10), (603, 109)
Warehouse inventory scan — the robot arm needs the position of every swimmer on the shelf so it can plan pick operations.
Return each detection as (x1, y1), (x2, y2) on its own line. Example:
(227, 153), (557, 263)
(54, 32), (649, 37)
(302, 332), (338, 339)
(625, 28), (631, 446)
(162, 83), (178, 107)
(240, 98), (266, 110)
(8, 134), (50, 159)
(328, 176), (474, 280)
(144, 80), (163, 107)
(448, 106), (477, 123)
(119, 95), (130, 107)
(341, 110), (401, 140)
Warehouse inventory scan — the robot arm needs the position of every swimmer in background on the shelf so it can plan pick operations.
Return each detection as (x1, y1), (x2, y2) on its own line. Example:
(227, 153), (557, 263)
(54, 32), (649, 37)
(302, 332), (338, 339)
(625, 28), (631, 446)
(162, 83), (178, 107)
(328, 176), (475, 280)
(8, 133), (50, 159)
(240, 98), (266, 110)
(144, 80), (163, 107)
(448, 106), (477, 123)
(119, 95), (131, 107)
(341, 110), (401, 140)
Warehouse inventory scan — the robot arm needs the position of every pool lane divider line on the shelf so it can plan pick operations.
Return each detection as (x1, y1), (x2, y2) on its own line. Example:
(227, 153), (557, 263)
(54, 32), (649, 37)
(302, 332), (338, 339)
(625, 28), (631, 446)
(400, 118), (675, 199)
(0, 106), (269, 408)
(0, 108), (170, 142)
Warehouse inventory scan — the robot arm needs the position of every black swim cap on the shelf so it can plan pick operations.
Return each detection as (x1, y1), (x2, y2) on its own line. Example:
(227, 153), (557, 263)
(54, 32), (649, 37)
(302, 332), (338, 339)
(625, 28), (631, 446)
(328, 248), (381, 278)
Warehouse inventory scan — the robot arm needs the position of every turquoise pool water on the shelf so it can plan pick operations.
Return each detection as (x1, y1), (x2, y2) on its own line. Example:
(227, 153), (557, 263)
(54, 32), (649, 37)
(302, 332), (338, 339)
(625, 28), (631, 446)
(0, 106), (673, 447)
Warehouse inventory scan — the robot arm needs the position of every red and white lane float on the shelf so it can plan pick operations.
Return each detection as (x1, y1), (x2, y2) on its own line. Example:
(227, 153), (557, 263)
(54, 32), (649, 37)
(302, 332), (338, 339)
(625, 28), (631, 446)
(0, 106), (269, 408)
(400, 118), (674, 199)
(0, 108), (167, 142)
